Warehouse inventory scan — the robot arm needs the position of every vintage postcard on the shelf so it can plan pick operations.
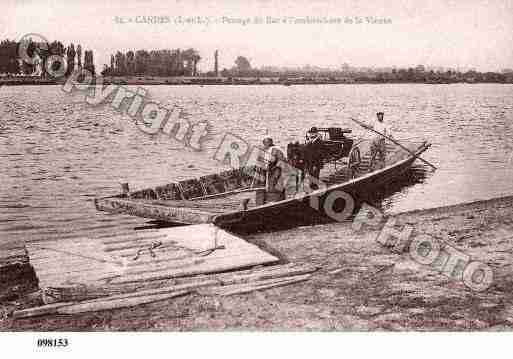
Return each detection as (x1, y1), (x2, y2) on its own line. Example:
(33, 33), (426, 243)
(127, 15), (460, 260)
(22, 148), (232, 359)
(1, 0), (513, 356)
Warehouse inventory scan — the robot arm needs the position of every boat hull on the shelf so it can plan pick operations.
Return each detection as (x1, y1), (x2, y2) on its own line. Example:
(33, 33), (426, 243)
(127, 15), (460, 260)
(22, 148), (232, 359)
(214, 147), (422, 232)
(95, 141), (430, 232)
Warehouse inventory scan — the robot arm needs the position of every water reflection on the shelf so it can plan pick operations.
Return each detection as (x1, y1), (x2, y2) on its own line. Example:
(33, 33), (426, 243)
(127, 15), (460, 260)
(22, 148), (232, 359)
(359, 164), (431, 212)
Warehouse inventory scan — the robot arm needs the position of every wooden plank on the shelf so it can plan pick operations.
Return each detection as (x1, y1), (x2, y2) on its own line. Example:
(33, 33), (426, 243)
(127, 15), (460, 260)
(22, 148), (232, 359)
(95, 197), (216, 224)
(36, 261), (306, 291)
(26, 224), (279, 289)
(45, 279), (219, 303)
(32, 265), (119, 281)
(12, 302), (76, 319)
(26, 252), (124, 268)
(123, 247), (275, 269)
(29, 261), (124, 279)
(191, 187), (265, 201)
(13, 262), (313, 317)
(220, 264), (318, 284)
(13, 290), (190, 318)
(27, 243), (123, 264)
(36, 249), (280, 280)
(109, 255), (278, 285)
(213, 274), (312, 296)
(37, 275), (120, 290)
(102, 232), (165, 246)
(26, 237), (126, 287)
(42, 265), (313, 303)
(15, 279), (220, 317)
(104, 237), (169, 252)
(57, 290), (190, 314)
(28, 233), (165, 261)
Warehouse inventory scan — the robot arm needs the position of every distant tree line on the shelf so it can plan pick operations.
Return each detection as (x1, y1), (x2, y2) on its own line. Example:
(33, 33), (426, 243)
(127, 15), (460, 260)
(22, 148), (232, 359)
(2, 39), (511, 84)
(0, 38), (95, 77)
(355, 68), (510, 84)
(209, 58), (512, 83)
(102, 48), (201, 77)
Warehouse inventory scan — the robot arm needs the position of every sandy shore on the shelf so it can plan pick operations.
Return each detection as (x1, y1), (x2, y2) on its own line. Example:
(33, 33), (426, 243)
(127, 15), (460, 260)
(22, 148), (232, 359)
(2, 194), (513, 331)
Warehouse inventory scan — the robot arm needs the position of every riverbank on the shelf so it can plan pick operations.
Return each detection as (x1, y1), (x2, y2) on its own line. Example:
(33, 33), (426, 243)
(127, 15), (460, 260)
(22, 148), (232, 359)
(2, 76), (512, 86)
(2, 194), (513, 330)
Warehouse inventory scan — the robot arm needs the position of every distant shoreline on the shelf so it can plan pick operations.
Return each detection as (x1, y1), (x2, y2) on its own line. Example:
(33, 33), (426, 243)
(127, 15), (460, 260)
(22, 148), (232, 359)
(1, 76), (512, 86)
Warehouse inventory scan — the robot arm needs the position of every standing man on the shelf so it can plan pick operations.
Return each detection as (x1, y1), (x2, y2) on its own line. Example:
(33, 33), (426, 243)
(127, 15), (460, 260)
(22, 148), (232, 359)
(304, 127), (323, 184)
(262, 137), (286, 199)
(370, 111), (391, 162)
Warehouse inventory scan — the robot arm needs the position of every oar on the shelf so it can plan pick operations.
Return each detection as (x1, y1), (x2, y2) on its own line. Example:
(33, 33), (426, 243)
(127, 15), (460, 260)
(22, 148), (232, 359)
(350, 118), (437, 171)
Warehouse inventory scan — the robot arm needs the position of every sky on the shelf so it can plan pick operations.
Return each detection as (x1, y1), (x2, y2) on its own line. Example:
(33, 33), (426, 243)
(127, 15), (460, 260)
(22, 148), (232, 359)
(2, 0), (513, 72)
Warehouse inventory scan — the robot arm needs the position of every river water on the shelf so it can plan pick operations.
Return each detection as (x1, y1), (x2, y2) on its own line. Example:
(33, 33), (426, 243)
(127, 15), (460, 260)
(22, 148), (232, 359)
(1, 84), (512, 240)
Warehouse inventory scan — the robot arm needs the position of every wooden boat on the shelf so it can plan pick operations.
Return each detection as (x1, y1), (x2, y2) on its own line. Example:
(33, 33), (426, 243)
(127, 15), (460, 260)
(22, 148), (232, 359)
(95, 129), (431, 232)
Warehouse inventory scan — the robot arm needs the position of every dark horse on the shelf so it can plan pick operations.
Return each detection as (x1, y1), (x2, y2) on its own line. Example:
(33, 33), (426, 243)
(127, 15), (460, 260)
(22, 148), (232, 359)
(286, 140), (325, 192)
(287, 128), (354, 187)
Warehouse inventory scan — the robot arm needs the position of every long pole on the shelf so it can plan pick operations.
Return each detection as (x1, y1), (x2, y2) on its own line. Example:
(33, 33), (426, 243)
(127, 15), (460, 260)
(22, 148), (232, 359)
(350, 118), (437, 171)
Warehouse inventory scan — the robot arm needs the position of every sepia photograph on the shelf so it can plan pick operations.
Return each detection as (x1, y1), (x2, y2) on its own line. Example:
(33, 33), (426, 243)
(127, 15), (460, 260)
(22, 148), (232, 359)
(1, 0), (513, 355)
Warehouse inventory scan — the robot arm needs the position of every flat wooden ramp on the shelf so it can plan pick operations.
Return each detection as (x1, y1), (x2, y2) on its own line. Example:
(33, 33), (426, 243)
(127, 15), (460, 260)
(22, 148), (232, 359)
(26, 224), (279, 289)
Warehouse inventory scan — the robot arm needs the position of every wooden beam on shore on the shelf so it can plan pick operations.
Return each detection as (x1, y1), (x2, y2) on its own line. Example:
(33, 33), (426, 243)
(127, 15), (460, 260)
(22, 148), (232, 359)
(13, 279), (218, 318)
(12, 302), (76, 319)
(57, 290), (191, 315)
(206, 274), (312, 296)
(13, 263), (316, 318)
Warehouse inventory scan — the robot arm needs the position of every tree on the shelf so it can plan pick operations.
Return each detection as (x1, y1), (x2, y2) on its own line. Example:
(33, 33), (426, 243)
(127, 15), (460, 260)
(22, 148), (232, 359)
(84, 50), (95, 75)
(406, 67), (415, 81)
(106, 47), (202, 76)
(135, 49), (149, 75)
(66, 44), (76, 76)
(181, 48), (194, 76)
(1, 39), (21, 75)
(175, 49), (183, 75)
(114, 51), (126, 75)
(149, 50), (161, 75)
(76, 44), (82, 68)
(126, 50), (135, 75)
(234, 56), (251, 74)
(188, 49), (201, 76)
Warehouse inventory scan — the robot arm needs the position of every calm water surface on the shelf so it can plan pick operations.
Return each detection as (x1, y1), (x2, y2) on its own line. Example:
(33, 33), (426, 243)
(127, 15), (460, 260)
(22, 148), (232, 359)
(1, 84), (512, 240)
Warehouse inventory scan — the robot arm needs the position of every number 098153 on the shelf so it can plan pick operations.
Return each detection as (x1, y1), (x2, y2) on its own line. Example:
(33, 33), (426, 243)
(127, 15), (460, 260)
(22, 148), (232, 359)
(36, 338), (69, 347)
